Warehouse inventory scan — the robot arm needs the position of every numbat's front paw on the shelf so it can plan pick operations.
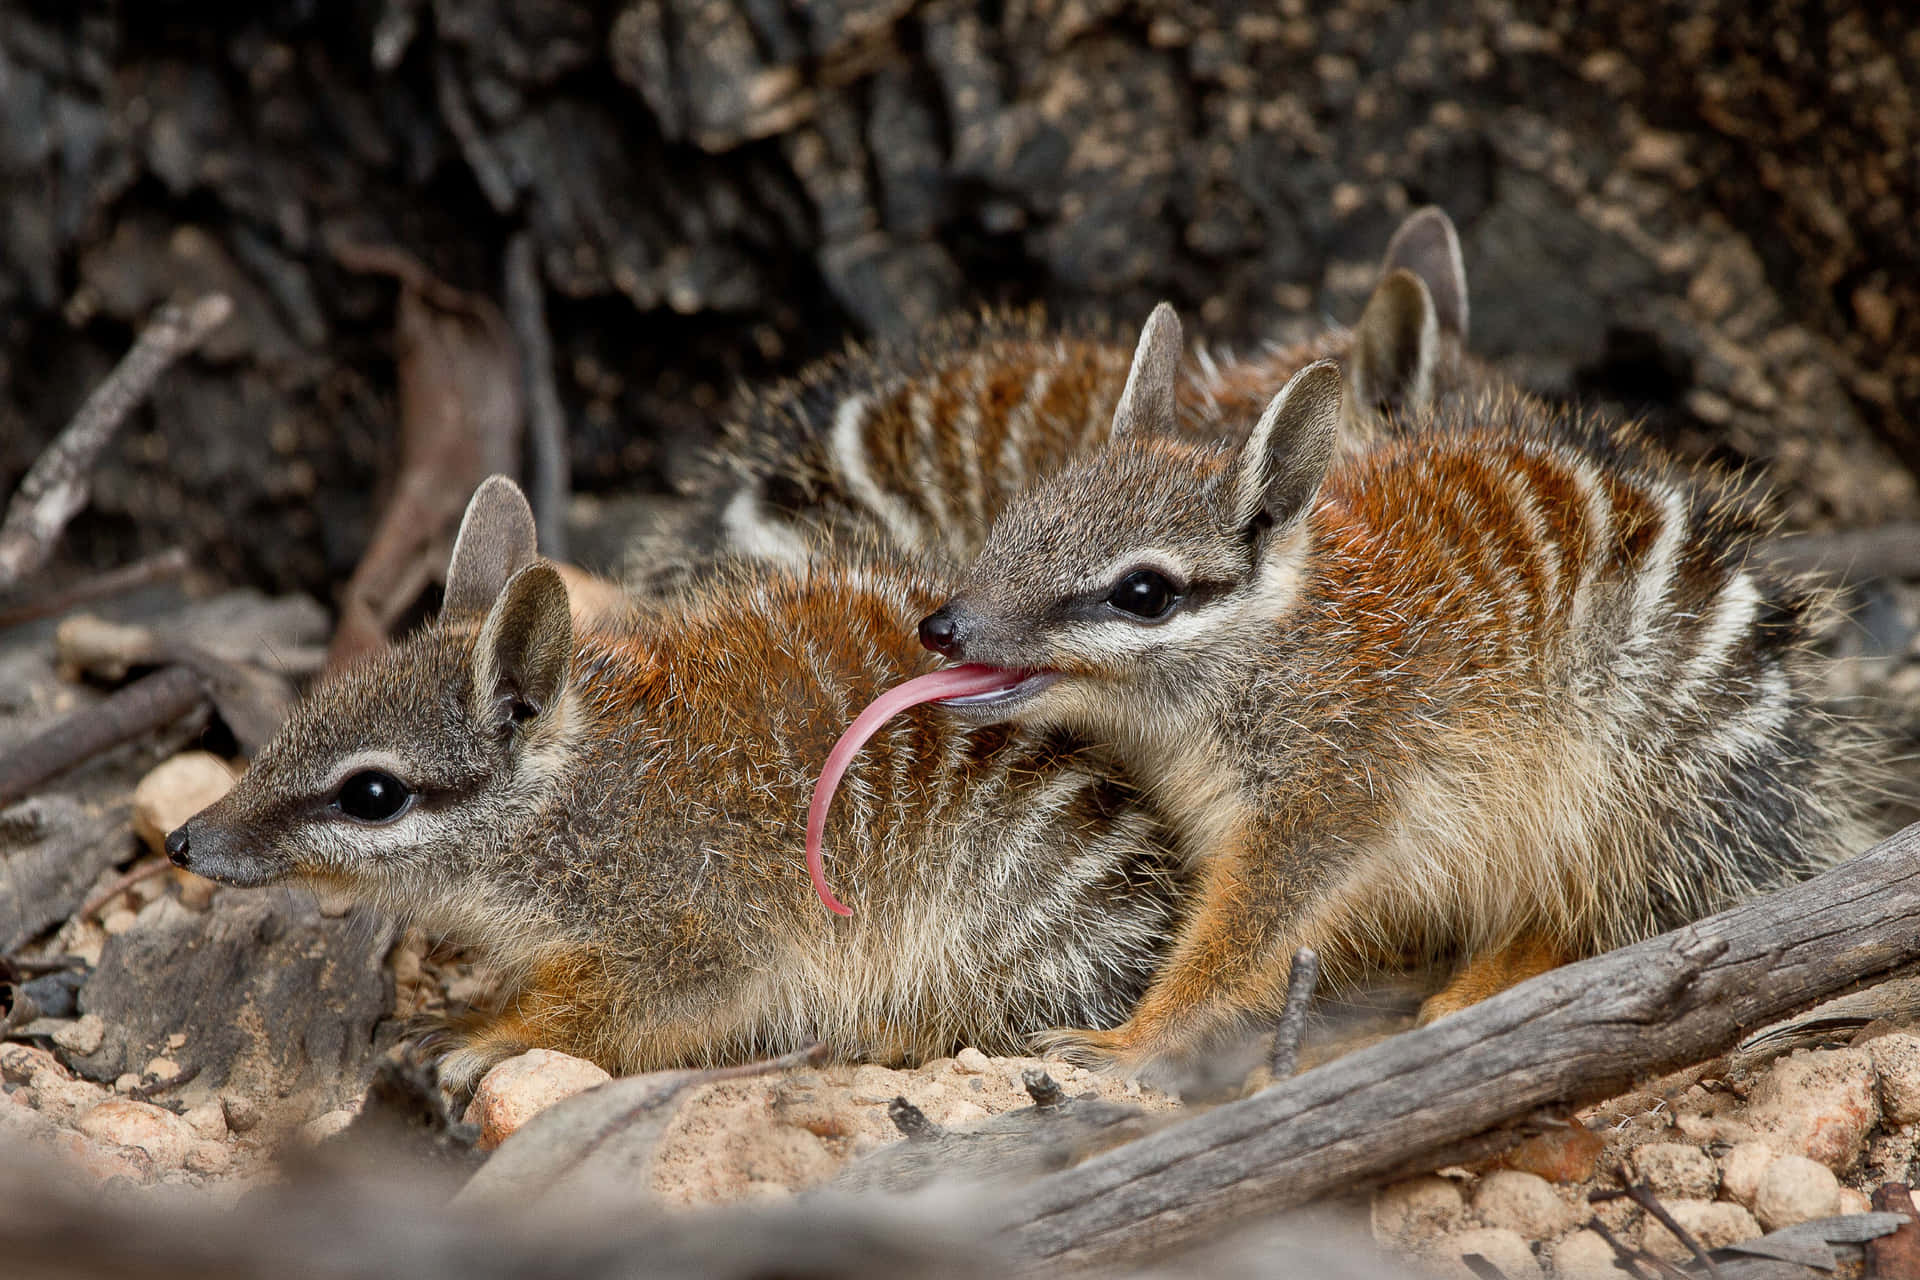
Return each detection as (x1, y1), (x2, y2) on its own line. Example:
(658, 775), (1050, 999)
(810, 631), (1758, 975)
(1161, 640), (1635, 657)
(1029, 1024), (1147, 1075)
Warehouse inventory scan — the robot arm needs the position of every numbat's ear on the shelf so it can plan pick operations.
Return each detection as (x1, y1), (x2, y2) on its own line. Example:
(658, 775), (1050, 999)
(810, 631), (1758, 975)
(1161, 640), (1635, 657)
(1232, 360), (1343, 531)
(1108, 302), (1183, 440)
(1380, 206), (1468, 340)
(472, 562), (573, 731)
(445, 475), (538, 617)
(1350, 268), (1441, 421)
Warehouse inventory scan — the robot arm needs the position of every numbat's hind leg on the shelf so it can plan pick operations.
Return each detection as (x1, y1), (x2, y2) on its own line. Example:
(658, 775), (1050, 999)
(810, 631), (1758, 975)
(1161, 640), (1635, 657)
(1417, 933), (1569, 1024)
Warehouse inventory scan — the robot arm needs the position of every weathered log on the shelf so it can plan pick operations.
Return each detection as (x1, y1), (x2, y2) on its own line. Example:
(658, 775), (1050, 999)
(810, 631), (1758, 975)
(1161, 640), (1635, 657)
(1005, 821), (1920, 1268)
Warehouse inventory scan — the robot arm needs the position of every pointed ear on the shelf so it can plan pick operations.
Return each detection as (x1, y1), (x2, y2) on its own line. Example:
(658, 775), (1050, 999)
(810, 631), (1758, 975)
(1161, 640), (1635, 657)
(445, 475), (538, 617)
(472, 563), (573, 730)
(1350, 268), (1441, 421)
(1108, 302), (1183, 440)
(1233, 360), (1343, 529)
(1380, 206), (1468, 339)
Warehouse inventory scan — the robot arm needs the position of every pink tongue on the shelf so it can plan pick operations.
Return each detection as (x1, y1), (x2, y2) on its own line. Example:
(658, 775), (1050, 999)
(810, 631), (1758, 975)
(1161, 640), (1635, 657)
(806, 664), (1030, 916)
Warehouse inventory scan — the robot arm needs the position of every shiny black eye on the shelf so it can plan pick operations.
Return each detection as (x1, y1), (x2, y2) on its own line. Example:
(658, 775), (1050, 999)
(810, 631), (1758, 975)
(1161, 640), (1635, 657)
(335, 770), (412, 823)
(1108, 569), (1178, 620)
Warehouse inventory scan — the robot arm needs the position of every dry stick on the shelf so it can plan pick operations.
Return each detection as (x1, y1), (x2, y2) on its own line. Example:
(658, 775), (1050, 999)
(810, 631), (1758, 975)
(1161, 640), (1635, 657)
(0, 547), (190, 630)
(1766, 523), (1920, 584)
(1002, 821), (1920, 1269)
(1868, 1183), (1920, 1279)
(1267, 947), (1321, 1081)
(504, 232), (569, 562)
(0, 665), (207, 811)
(0, 296), (232, 591)
(1584, 1217), (1673, 1280)
(1594, 1178), (1724, 1280)
(79, 858), (174, 920)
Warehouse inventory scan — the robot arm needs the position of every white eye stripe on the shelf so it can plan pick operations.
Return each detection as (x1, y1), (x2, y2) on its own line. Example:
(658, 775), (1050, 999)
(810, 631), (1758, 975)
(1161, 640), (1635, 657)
(320, 751), (417, 798)
(1086, 549), (1191, 597)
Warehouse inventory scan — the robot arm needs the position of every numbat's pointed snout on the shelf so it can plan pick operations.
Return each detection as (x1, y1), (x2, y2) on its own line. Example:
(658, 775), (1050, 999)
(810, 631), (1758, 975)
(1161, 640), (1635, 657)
(918, 607), (962, 657)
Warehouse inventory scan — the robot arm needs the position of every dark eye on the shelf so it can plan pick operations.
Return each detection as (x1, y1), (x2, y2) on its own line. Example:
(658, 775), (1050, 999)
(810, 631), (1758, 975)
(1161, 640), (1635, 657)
(1108, 569), (1178, 620)
(335, 770), (413, 822)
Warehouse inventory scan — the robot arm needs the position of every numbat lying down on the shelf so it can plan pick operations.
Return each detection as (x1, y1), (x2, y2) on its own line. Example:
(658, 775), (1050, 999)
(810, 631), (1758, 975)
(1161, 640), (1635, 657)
(877, 306), (1878, 1074)
(644, 207), (1495, 575)
(166, 478), (1186, 1088)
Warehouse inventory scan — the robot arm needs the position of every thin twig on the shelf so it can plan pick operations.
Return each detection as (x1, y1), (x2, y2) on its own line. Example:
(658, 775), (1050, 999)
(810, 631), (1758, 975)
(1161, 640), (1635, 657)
(127, 1062), (202, 1105)
(505, 232), (568, 561)
(1594, 1174), (1725, 1280)
(0, 547), (190, 631)
(1459, 1255), (1509, 1280)
(0, 665), (207, 811)
(1267, 947), (1321, 1081)
(0, 296), (232, 591)
(80, 858), (174, 920)
(888, 1097), (942, 1142)
(1584, 1216), (1672, 1280)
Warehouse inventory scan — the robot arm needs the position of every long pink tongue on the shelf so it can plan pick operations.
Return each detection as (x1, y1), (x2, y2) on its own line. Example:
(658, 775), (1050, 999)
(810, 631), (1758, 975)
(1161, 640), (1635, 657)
(806, 664), (1030, 916)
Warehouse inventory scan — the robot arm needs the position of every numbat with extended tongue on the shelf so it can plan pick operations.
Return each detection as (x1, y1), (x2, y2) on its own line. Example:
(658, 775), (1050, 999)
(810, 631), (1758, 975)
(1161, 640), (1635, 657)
(888, 305), (1878, 1075)
(165, 477), (1186, 1087)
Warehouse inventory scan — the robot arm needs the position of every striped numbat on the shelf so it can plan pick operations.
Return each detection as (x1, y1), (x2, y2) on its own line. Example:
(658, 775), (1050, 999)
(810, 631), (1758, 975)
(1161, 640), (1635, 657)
(914, 307), (1883, 1075)
(162, 478), (1185, 1089)
(635, 207), (1495, 576)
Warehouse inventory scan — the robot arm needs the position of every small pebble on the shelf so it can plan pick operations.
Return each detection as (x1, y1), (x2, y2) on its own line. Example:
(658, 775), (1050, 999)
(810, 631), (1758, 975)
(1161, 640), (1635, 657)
(1638, 1199), (1760, 1260)
(1746, 1049), (1879, 1170)
(463, 1048), (612, 1150)
(1550, 1228), (1629, 1278)
(102, 909), (138, 935)
(143, 1056), (181, 1080)
(1630, 1142), (1718, 1200)
(182, 1101), (228, 1142)
(184, 1140), (232, 1176)
(954, 1047), (993, 1074)
(1472, 1170), (1575, 1238)
(221, 1094), (261, 1133)
(1372, 1175), (1464, 1245)
(131, 752), (237, 856)
(1869, 1034), (1920, 1126)
(1718, 1140), (1775, 1207)
(0, 1043), (66, 1084)
(52, 1013), (105, 1057)
(1428, 1226), (1541, 1279)
(77, 1098), (195, 1168)
(1753, 1154), (1842, 1231)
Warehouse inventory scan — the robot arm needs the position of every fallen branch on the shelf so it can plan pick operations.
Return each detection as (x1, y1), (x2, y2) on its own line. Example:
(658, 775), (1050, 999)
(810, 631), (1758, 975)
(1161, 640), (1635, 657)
(0, 665), (207, 811)
(1003, 821), (1920, 1269)
(0, 296), (231, 591)
(0, 547), (190, 631)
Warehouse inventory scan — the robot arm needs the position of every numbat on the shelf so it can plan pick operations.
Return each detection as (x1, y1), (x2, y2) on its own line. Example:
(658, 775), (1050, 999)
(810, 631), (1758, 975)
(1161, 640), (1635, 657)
(649, 207), (1491, 573)
(903, 307), (1878, 1075)
(166, 478), (1185, 1088)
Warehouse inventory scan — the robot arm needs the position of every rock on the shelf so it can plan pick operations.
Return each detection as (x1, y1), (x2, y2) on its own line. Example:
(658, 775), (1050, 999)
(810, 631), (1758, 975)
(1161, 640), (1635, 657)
(1838, 1187), (1873, 1215)
(77, 1098), (195, 1168)
(301, 1108), (356, 1146)
(1472, 1170), (1576, 1238)
(954, 1047), (992, 1074)
(221, 1094), (261, 1133)
(1630, 1142), (1718, 1200)
(184, 1139), (232, 1175)
(0, 1043), (66, 1084)
(53, 1013), (106, 1056)
(1745, 1049), (1879, 1169)
(1638, 1199), (1760, 1260)
(1719, 1141), (1776, 1207)
(130, 752), (238, 856)
(1753, 1154), (1842, 1231)
(1371, 1175), (1466, 1246)
(1550, 1229), (1629, 1278)
(182, 1101), (228, 1142)
(28, 1068), (108, 1124)
(464, 1049), (613, 1150)
(51, 1129), (155, 1184)
(1501, 1122), (1609, 1184)
(143, 1055), (181, 1080)
(1869, 1033), (1920, 1125)
(1428, 1226), (1541, 1278)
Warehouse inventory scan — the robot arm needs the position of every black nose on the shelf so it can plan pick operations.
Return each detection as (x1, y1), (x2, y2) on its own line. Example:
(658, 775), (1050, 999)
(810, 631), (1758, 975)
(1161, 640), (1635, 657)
(164, 825), (191, 868)
(918, 607), (962, 658)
